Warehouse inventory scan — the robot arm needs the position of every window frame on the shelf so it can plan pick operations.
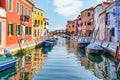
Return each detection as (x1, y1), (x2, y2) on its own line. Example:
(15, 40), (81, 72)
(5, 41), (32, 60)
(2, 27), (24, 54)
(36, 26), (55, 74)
(16, 24), (20, 35)
(8, 23), (14, 36)
(8, 0), (13, 11)
(16, 1), (20, 14)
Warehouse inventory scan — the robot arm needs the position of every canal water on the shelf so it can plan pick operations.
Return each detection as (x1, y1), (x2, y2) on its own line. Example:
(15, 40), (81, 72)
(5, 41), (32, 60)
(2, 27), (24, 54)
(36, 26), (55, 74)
(0, 37), (120, 80)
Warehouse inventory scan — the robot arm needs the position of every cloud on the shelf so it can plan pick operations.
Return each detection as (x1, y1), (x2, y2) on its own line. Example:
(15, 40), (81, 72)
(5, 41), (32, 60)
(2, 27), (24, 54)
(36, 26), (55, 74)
(54, 0), (83, 17)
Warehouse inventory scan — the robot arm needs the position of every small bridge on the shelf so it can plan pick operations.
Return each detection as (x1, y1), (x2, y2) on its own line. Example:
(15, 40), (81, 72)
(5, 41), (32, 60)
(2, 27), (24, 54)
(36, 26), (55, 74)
(51, 30), (69, 35)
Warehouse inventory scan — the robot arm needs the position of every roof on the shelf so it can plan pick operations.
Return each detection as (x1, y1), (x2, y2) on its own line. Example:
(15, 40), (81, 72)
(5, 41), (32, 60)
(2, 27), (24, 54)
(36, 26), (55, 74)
(81, 7), (94, 13)
(34, 7), (44, 12)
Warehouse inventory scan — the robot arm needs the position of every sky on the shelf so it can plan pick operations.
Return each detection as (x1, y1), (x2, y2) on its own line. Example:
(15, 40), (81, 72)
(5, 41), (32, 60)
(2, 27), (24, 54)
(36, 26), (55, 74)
(34, 0), (106, 31)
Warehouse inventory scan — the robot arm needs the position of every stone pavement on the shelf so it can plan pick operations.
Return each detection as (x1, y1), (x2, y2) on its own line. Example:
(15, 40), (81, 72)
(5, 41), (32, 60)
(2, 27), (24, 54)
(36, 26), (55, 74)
(94, 40), (119, 57)
(0, 39), (43, 55)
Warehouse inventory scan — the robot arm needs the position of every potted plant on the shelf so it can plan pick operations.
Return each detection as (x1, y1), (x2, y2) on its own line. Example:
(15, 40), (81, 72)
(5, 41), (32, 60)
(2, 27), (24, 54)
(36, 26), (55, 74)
(25, 15), (30, 19)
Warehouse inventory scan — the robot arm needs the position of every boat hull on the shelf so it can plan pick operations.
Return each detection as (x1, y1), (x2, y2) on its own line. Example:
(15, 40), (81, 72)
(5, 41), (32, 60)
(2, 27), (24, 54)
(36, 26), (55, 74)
(86, 48), (103, 54)
(41, 41), (53, 47)
(0, 58), (17, 71)
(77, 43), (90, 48)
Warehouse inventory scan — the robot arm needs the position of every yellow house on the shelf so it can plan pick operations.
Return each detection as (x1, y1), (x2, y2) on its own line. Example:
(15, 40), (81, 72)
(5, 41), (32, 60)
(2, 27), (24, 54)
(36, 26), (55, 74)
(32, 7), (44, 39)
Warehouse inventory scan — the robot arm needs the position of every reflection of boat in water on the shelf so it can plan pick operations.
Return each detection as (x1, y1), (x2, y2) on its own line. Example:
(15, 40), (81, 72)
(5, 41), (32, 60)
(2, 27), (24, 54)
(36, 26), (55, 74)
(86, 43), (103, 54)
(0, 67), (16, 79)
(41, 47), (53, 54)
(88, 53), (103, 64)
(77, 49), (86, 58)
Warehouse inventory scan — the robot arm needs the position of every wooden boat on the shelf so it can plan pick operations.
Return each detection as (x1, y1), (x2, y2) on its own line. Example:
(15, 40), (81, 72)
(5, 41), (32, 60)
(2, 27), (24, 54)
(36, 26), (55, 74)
(77, 37), (90, 48)
(41, 41), (54, 47)
(86, 43), (104, 54)
(0, 57), (17, 71)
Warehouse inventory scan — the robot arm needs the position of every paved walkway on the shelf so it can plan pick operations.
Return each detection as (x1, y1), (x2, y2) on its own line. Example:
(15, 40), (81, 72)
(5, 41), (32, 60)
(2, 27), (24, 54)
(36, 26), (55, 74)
(0, 39), (43, 55)
(94, 40), (119, 57)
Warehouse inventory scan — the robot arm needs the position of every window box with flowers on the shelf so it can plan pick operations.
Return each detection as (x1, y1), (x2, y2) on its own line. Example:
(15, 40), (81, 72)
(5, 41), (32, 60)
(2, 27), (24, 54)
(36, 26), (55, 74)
(25, 15), (30, 22)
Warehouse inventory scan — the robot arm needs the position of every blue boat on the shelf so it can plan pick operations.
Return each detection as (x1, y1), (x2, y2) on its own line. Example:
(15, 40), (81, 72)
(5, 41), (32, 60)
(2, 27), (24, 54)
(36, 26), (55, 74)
(41, 41), (54, 47)
(77, 37), (90, 48)
(0, 57), (17, 71)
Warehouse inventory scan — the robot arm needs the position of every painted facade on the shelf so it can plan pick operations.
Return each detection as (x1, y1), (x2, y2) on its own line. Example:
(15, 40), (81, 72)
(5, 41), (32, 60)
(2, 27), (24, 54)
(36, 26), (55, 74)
(0, 7), (6, 48)
(0, 0), (34, 45)
(32, 7), (44, 39)
(94, 4), (102, 39)
(75, 15), (81, 36)
(81, 7), (94, 37)
(106, 1), (120, 42)
(66, 20), (76, 36)
(43, 18), (49, 37)
(99, 2), (111, 40)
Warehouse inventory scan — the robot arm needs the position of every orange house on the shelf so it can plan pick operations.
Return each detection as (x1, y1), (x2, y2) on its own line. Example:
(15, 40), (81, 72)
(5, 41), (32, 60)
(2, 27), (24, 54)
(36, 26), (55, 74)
(81, 7), (94, 37)
(0, 0), (34, 45)
(66, 20), (76, 36)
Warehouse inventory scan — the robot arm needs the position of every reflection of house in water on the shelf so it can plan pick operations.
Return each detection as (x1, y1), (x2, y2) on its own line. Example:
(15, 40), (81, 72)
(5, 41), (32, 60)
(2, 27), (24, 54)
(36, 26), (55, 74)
(67, 40), (76, 53)
(10, 49), (44, 80)
(86, 53), (118, 80)
(31, 49), (44, 73)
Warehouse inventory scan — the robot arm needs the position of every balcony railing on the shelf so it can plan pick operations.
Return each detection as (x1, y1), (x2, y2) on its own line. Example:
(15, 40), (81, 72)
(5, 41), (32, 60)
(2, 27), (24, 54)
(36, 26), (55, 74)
(20, 15), (30, 22)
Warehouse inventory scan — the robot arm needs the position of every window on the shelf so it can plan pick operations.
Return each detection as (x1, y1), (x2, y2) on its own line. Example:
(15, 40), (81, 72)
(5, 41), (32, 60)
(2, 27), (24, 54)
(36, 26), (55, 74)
(25, 27), (28, 35)
(41, 13), (43, 16)
(38, 12), (39, 15)
(41, 21), (43, 25)
(16, 2), (20, 14)
(38, 20), (40, 25)
(16, 25), (20, 35)
(22, 5), (24, 15)
(35, 20), (37, 24)
(111, 28), (115, 36)
(34, 29), (36, 37)
(26, 8), (28, 15)
(72, 25), (74, 28)
(8, 23), (14, 36)
(29, 27), (31, 35)
(87, 12), (90, 17)
(8, 0), (12, 11)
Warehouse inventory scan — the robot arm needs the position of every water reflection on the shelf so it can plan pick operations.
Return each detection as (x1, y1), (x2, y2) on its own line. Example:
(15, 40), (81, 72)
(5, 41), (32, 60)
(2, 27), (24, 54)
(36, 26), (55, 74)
(0, 38), (120, 80)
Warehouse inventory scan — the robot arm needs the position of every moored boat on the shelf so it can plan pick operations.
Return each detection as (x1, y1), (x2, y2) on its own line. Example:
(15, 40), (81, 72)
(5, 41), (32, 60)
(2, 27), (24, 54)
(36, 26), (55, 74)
(0, 57), (17, 71)
(77, 37), (90, 48)
(86, 43), (104, 54)
(41, 41), (54, 47)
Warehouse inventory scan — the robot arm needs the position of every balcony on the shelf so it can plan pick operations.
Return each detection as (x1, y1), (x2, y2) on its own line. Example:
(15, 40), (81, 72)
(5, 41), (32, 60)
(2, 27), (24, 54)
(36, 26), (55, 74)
(20, 15), (30, 22)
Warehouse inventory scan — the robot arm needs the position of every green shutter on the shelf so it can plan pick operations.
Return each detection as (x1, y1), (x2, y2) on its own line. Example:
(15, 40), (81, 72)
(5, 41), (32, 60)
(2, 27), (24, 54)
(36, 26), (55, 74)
(11, 24), (14, 35)
(8, 24), (10, 35)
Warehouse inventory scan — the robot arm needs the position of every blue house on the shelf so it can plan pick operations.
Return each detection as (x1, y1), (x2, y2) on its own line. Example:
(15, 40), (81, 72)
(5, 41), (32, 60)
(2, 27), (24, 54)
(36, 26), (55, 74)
(106, 0), (120, 42)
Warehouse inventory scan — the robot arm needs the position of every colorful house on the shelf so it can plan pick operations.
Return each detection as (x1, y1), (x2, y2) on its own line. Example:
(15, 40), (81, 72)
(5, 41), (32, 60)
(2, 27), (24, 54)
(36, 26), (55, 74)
(32, 7), (44, 39)
(0, 0), (34, 45)
(106, 0), (120, 42)
(43, 18), (49, 37)
(0, 7), (6, 48)
(66, 20), (76, 36)
(81, 7), (94, 37)
(75, 15), (81, 36)
(99, 2), (111, 40)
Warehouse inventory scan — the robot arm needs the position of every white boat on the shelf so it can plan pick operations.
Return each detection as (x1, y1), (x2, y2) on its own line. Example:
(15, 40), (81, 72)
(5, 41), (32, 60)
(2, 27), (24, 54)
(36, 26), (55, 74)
(86, 43), (104, 54)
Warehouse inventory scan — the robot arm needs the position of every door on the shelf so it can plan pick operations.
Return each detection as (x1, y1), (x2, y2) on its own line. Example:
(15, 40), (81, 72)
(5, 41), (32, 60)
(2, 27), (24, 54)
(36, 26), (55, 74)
(22, 26), (25, 39)
(0, 22), (1, 45)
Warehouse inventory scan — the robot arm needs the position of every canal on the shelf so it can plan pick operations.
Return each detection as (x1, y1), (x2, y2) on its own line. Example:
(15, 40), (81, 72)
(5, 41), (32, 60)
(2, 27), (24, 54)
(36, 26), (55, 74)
(0, 37), (120, 80)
